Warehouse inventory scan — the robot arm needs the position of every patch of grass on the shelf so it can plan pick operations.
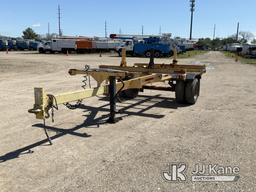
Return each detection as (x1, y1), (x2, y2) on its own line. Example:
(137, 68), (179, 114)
(223, 51), (256, 65)
(176, 50), (208, 59)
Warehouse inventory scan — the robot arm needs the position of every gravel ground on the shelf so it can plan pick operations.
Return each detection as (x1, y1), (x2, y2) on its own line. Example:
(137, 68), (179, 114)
(0, 51), (255, 192)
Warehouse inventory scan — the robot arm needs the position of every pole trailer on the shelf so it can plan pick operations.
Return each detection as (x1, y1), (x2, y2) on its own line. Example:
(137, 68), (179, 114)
(29, 48), (206, 144)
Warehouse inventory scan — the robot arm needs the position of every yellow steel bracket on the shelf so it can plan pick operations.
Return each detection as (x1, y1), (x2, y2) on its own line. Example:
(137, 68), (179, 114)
(28, 86), (110, 120)
(69, 69), (127, 86)
(120, 48), (127, 67)
(172, 46), (178, 64)
(28, 88), (48, 119)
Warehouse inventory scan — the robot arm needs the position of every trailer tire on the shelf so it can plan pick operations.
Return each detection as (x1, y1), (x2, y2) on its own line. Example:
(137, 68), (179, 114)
(185, 78), (200, 105)
(175, 80), (185, 104)
(119, 89), (139, 100)
(118, 75), (139, 100)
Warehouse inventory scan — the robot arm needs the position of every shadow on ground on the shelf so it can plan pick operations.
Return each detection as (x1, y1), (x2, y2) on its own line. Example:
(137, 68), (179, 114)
(0, 94), (188, 163)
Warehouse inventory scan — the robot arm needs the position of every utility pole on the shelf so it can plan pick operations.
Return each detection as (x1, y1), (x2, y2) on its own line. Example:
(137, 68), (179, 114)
(142, 25), (144, 36)
(48, 22), (50, 36)
(105, 20), (107, 38)
(159, 26), (162, 35)
(213, 24), (216, 40)
(58, 5), (62, 37)
(189, 0), (195, 40)
(236, 22), (240, 41)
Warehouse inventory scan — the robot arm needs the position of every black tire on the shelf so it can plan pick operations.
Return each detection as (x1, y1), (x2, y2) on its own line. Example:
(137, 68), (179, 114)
(61, 49), (67, 54)
(144, 51), (151, 58)
(154, 51), (161, 58)
(119, 89), (139, 100)
(38, 48), (45, 54)
(175, 80), (185, 104)
(185, 78), (200, 104)
(118, 75), (139, 100)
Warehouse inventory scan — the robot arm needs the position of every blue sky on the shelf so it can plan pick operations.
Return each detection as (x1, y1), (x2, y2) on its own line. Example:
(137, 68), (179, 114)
(1, 0), (255, 38)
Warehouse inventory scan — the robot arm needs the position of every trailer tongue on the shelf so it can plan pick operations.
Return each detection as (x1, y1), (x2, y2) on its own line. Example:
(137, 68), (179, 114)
(29, 48), (206, 144)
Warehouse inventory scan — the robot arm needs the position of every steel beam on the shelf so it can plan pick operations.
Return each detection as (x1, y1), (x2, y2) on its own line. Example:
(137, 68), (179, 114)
(99, 65), (205, 74)
(133, 63), (206, 72)
(28, 73), (170, 120)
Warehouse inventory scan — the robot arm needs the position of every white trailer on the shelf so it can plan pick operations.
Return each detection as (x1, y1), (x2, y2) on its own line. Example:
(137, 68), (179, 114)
(94, 40), (121, 50)
(38, 39), (77, 53)
(51, 39), (76, 52)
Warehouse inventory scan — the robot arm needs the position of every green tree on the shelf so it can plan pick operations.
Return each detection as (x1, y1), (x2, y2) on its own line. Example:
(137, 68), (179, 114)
(196, 38), (212, 49)
(239, 31), (254, 43)
(22, 27), (38, 39)
(211, 38), (222, 50)
(221, 37), (237, 45)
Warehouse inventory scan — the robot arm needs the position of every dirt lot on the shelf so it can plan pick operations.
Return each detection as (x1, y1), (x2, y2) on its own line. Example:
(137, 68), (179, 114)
(0, 51), (256, 192)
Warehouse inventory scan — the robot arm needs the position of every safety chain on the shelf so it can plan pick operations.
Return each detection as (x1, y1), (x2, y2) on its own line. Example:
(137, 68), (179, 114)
(64, 101), (82, 110)
(42, 94), (58, 145)
(46, 94), (59, 123)
(82, 65), (91, 89)
(64, 65), (91, 110)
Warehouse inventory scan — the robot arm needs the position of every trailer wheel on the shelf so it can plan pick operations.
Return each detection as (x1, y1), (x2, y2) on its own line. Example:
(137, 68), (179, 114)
(185, 78), (200, 104)
(118, 75), (139, 100)
(175, 80), (185, 104)
(119, 89), (139, 100)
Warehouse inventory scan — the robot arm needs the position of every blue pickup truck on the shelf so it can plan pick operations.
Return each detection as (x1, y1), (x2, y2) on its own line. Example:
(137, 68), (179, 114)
(116, 37), (173, 57)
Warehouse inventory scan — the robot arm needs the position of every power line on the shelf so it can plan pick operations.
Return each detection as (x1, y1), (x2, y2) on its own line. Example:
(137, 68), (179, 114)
(189, 0), (195, 40)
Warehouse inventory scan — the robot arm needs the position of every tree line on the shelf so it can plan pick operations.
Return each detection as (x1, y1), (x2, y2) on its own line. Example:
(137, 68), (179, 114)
(196, 31), (255, 50)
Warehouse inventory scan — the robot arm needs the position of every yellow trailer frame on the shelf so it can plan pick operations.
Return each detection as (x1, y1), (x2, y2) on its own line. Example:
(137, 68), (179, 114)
(28, 72), (170, 120)
(28, 48), (206, 144)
